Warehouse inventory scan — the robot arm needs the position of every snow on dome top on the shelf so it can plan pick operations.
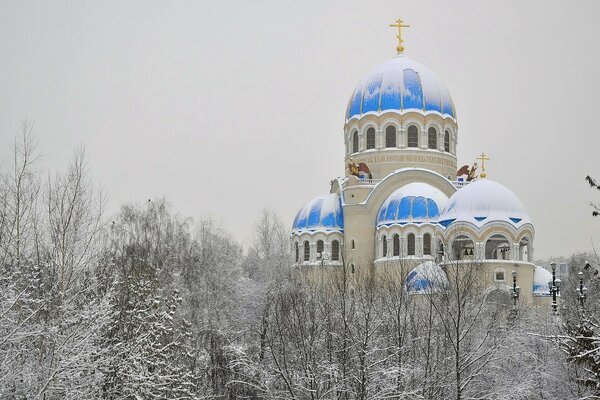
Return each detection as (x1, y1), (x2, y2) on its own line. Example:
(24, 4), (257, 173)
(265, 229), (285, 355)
(438, 180), (532, 229)
(405, 261), (449, 294)
(377, 182), (449, 227)
(346, 54), (456, 121)
(533, 266), (552, 297)
(292, 193), (344, 234)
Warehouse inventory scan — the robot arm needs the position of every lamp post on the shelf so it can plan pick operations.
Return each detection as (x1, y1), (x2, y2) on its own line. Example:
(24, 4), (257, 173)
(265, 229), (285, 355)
(576, 270), (588, 312)
(548, 262), (562, 316)
(511, 269), (520, 308)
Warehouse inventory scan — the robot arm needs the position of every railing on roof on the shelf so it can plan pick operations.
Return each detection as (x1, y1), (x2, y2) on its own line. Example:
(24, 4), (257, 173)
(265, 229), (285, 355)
(451, 180), (471, 189)
(344, 178), (471, 188)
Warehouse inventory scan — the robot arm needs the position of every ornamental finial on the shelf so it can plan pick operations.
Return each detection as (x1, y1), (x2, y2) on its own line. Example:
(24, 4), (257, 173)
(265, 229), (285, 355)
(477, 152), (490, 178)
(389, 18), (410, 54)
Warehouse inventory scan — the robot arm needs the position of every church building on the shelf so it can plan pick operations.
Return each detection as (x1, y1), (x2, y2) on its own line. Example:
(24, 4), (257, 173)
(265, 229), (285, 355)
(290, 20), (552, 304)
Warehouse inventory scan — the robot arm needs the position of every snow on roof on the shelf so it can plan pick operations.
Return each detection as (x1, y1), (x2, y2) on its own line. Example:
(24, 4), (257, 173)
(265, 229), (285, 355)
(292, 193), (344, 234)
(346, 54), (456, 121)
(438, 179), (532, 229)
(377, 182), (449, 227)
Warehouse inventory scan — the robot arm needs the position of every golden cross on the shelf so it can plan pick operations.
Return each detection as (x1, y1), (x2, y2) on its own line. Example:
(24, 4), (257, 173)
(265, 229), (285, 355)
(477, 152), (490, 178)
(389, 18), (410, 54)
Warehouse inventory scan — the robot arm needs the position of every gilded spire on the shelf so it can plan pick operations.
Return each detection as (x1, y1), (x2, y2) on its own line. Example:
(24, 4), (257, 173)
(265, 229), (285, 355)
(389, 18), (410, 54)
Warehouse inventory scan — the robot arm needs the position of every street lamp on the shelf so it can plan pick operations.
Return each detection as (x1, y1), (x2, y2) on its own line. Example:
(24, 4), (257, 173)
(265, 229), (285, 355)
(548, 262), (561, 316)
(577, 270), (588, 312)
(511, 269), (520, 308)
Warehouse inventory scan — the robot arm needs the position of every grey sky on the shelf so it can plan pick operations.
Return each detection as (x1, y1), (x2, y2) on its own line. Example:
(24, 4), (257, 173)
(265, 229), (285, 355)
(1, 0), (599, 260)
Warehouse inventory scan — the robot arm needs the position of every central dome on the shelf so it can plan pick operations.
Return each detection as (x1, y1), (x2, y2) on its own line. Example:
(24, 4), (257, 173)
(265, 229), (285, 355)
(346, 55), (455, 121)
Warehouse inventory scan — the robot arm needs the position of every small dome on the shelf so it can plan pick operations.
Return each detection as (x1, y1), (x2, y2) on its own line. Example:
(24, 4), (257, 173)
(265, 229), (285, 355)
(292, 193), (344, 234)
(405, 261), (449, 293)
(377, 182), (448, 227)
(438, 180), (532, 229)
(533, 266), (552, 296)
(346, 55), (455, 121)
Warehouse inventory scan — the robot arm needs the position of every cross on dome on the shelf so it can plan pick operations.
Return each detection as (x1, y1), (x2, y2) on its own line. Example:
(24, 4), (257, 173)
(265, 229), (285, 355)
(389, 18), (410, 54)
(477, 152), (490, 178)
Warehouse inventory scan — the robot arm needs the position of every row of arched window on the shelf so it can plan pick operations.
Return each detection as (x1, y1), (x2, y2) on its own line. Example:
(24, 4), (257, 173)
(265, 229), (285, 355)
(350, 125), (451, 154)
(295, 240), (341, 262)
(381, 233), (433, 257)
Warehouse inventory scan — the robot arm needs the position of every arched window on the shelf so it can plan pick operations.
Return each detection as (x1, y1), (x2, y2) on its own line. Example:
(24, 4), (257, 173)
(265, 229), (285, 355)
(316, 240), (324, 256)
(352, 239), (355, 249)
(303, 240), (310, 261)
(366, 127), (375, 149)
(385, 126), (396, 147)
(444, 130), (450, 152)
(382, 235), (387, 257)
(485, 234), (511, 260)
(407, 125), (418, 148)
(407, 233), (416, 256)
(393, 234), (400, 256)
(350, 264), (355, 275)
(352, 131), (359, 153)
(331, 240), (340, 261)
(295, 242), (299, 262)
(428, 127), (437, 149)
(423, 233), (431, 255)
(452, 235), (474, 260)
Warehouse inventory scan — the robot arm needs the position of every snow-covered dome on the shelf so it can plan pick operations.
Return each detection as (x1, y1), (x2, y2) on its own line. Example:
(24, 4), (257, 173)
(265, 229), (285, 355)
(405, 261), (449, 293)
(377, 182), (448, 227)
(533, 266), (552, 296)
(346, 54), (456, 121)
(292, 193), (344, 234)
(438, 180), (532, 229)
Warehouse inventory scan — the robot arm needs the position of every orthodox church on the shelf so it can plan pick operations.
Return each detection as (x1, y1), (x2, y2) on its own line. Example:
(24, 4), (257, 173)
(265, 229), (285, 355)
(290, 20), (552, 304)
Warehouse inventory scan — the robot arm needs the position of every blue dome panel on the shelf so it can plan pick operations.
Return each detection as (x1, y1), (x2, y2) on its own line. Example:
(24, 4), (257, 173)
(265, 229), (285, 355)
(349, 88), (363, 117)
(384, 197), (400, 221)
(427, 198), (440, 219)
(411, 197), (427, 219)
(403, 69), (423, 111)
(361, 74), (383, 114)
(397, 197), (412, 220)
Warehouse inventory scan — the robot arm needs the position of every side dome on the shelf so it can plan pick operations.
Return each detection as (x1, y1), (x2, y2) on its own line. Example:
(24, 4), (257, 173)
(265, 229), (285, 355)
(346, 54), (455, 121)
(438, 180), (532, 229)
(377, 182), (448, 227)
(292, 193), (344, 234)
(533, 266), (552, 296)
(405, 261), (449, 293)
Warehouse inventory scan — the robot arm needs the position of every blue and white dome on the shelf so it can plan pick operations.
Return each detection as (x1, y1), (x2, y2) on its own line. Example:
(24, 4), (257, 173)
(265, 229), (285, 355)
(533, 266), (552, 296)
(438, 180), (532, 229)
(377, 182), (449, 227)
(346, 55), (456, 121)
(405, 261), (449, 293)
(292, 193), (344, 234)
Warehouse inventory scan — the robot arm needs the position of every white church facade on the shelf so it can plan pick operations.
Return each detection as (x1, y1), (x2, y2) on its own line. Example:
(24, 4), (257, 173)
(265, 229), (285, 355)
(290, 22), (552, 304)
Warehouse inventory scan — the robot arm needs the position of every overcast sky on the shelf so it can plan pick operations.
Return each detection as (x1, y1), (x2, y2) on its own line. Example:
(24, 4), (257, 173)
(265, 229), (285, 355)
(1, 0), (599, 260)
